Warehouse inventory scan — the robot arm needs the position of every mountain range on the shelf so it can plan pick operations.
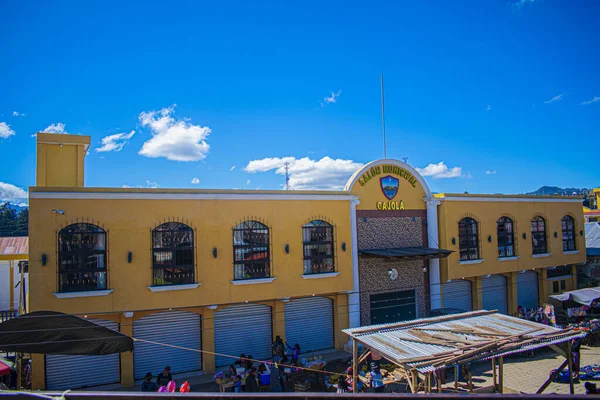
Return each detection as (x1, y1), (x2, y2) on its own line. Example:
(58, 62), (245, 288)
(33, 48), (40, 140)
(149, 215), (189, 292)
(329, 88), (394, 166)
(526, 186), (591, 197)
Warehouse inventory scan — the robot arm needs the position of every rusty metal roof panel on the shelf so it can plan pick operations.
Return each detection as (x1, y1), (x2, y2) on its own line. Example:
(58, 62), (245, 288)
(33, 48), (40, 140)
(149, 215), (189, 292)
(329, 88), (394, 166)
(0, 237), (28, 256)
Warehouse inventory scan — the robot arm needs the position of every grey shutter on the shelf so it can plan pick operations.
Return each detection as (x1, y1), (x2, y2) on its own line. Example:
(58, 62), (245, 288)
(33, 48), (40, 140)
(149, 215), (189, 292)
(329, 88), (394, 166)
(284, 297), (334, 353)
(133, 311), (202, 379)
(214, 304), (272, 367)
(482, 275), (508, 314)
(45, 319), (120, 390)
(517, 271), (539, 309)
(442, 280), (473, 311)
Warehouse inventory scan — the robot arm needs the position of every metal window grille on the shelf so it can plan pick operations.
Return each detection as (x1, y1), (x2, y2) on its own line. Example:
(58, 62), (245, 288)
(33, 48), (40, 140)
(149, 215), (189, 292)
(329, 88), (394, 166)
(496, 217), (515, 258)
(57, 222), (107, 293)
(531, 216), (547, 254)
(302, 220), (335, 274)
(561, 216), (576, 251)
(232, 220), (271, 280)
(151, 222), (195, 286)
(458, 217), (479, 261)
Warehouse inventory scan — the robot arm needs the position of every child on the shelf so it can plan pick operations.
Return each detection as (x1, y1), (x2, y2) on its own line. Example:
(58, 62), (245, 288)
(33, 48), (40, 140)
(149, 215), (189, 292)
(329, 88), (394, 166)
(233, 375), (242, 393)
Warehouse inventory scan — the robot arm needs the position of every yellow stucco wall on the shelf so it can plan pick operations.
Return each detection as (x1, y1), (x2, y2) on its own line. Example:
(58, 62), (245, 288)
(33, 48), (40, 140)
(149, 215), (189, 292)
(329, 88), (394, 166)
(28, 196), (354, 315)
(436, 195), (586, 282)
(36, 133), (88, 187)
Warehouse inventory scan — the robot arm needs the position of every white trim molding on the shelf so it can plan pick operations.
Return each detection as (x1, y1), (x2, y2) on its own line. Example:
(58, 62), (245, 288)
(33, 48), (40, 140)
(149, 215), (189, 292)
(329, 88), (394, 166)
(426, 197), (442, 310)
(301, 272), (340, 279)
(30, 191), (357, 201)
(498, 256), (520, 262)
(230, 277), (276, 286)
(532, 253), (552, 258)
(459, 259), (484, 265)
(438, 196), (582, 203)
(563, 250), (580, 255)
(148, 283), (201, 292)
(348, 198), (361, 329)
(53, 290), (113, 299)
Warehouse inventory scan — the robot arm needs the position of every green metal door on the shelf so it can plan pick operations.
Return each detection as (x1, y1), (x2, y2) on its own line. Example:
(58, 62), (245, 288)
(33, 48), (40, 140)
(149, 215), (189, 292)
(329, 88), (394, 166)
(370, 290), (416, 325)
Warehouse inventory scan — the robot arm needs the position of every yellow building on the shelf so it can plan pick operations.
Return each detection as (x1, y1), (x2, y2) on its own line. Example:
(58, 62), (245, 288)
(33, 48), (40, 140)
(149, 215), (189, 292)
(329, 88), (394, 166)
(28, 133), (586, 390)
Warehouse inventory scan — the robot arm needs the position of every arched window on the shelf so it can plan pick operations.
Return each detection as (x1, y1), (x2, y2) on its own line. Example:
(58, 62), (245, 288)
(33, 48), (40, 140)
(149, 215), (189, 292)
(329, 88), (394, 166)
(58, 223), (107, 293)
(233, 220), (270, 280)
(303, 220), (334, 275)
(562, 215), (576, 251)
(458, 217), (479, 261)
(497, 217), (515, 258)
(152, 222), (194, 286)
(531, 216), (547, 254)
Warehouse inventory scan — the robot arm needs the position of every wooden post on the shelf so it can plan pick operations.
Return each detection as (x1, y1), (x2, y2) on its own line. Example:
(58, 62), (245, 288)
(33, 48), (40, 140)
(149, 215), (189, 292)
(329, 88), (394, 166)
(498, 356), (504, 394)
(427, 373), (431, 394)
(536, 359), (569, 394)
(454, 366), (459, 392)
(468, 368), (473, 392)
(567, 340), (575, 395)
(437, 370), (442, 393)
(16, 353), (22, 390)
(352, 338), (358, 393)
(492, 358), (497, 392)
(411, 368), (418, 394)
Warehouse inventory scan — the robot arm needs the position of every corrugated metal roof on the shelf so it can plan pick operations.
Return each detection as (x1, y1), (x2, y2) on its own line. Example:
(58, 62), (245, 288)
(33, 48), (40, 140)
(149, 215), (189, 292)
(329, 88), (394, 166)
(586, 222), (600, 249)
(344, 310), (583, 372)
(0, 237), (28, 256)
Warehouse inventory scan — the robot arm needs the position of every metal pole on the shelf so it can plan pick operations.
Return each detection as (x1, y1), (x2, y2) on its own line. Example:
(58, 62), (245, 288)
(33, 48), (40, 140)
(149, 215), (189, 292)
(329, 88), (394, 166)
(380, 73), (386, 159)
(567, 340), (574, 395)
(352, 338), (358, 393)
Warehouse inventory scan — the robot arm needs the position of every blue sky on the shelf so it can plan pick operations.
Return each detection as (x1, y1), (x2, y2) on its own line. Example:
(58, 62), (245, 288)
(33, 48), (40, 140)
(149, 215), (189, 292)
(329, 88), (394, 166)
(0, 0), (599, 203)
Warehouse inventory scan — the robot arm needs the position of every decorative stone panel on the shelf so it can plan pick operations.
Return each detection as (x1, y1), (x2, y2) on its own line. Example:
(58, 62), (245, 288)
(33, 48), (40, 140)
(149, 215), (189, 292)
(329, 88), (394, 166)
(356, 213), (425, 250)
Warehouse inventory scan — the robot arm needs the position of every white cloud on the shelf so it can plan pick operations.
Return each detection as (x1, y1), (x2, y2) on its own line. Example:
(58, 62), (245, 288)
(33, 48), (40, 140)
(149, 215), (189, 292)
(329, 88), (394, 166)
(146, 180), (159, 188)
(319, 90), (342, 108)
(17, 203), (28, 208)
(485, 170), (497, 175)
(0, 182), (28, 202)
(544, 94), (563, 104)
(96, 130), (135, 153)
(230, 166), (236, 171)
(0, 122), (15, 139)
(246, 180), (251, 185)
(191, 177), (200, 184)
(486, 105), (492, 112)
(581, 96), (600, 106)
(121, 184), (132, 188)
(245, 156), (364, 190)
(43, 122), (67, 134)
(121, 181), (159, 188)
(138, 105), (211, 162)
(12, 111), (25, 117)
(416, 162), (462, 179)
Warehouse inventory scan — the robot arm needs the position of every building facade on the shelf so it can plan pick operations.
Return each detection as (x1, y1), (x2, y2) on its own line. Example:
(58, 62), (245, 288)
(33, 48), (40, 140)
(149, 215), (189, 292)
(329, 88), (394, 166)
(28, 133), (586, 390)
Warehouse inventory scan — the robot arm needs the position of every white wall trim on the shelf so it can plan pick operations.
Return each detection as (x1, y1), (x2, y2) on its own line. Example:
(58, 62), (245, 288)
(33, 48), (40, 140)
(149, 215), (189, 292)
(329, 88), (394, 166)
(230, 277), (276, 285)
(29, 192), (357, 201)
(563, 250), (581, 255)
(426, 198), (441, 310)
(53, 290), (113, 299)
(532, 253), (552, 258)
(301, 272), (340, 279)
(148, 283), (200, 292)
(459, 259), (484, 265)
(348, 199), (361, 329)
(438, 196), (583, 203)
(343, 159), (432, 197)
(498, 256), (520, 261)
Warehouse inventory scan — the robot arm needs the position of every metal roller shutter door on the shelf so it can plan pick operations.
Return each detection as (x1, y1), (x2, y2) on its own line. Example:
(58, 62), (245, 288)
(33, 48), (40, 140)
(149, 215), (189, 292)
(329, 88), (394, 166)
(284, 297), (334, 353)
(517, 271), (539, 309)
(442, 280), (473, 311)
(214, 304), (272, 367)
(46, 319), (120, 390)
(133, 311), (202, 379)
(482, 275), (508, 314)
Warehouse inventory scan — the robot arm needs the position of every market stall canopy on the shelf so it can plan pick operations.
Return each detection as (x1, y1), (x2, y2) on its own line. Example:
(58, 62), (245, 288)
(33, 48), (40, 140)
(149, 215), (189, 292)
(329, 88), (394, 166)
(0, 358), (12, 376)
(358, 246), (452, 260)
(551, 288), (600, 306)
(343, 310), (584, 373)
(0, 311), (133, 355)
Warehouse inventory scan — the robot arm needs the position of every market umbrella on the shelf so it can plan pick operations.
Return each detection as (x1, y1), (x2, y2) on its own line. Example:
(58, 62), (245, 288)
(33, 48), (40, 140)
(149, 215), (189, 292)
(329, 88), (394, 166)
(0, 358), (12, 376)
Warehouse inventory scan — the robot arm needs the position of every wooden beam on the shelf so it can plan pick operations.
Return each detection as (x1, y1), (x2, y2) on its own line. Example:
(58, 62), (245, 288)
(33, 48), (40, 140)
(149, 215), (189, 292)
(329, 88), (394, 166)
(357, 350), (371, 365)
(567, 340), (574, 395)
(411, 368), (418, 394)
(498, 356), (504, 394)
(352, 338), (358, 394)
(536, 359), (569, 394)
(550, 344), (567, 358)
(492, 358), (497, 392)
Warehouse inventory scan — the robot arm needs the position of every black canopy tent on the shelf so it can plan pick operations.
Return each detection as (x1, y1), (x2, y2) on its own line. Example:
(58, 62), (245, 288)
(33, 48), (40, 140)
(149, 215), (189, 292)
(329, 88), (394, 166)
(0, 311), (133, 355)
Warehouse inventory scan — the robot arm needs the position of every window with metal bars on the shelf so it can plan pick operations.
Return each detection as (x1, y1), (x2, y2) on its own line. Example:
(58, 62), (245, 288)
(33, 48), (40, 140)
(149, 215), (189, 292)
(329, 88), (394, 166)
(496, 216), (515, 258)
(531, 216), (547, 254)
(152, 222), (194, 286)
(233, 220), (270, 280)
(458, 217), (479, 261)
(562, 215), (576, 251)
(58, 223), (107, 293)
(302, 220), (334, 274)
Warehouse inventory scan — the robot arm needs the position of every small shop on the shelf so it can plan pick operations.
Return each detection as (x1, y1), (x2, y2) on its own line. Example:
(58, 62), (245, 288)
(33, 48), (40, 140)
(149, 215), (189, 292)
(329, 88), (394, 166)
(214, 304), (272, 368)
(133, 310), (202, 380)
(481, 274), (508, 314)
(284, 297), (334, 354)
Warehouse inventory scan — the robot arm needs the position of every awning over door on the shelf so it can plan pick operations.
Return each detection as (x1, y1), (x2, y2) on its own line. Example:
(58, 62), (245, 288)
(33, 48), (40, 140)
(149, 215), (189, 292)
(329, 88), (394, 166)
(359, 247), (452, 260)
(551, 288), (600, 306)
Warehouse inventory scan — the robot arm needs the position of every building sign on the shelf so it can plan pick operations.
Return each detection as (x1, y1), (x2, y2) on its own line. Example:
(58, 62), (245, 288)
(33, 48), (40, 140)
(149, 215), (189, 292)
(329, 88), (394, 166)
(358, 164), (418, 210)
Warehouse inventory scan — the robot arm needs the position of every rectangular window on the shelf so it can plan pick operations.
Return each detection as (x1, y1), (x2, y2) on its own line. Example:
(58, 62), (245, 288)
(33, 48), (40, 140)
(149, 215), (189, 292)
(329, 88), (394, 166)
(531, 217), (547, 255)
(560, 280), (566, 291)
(553, 281), (559, 293)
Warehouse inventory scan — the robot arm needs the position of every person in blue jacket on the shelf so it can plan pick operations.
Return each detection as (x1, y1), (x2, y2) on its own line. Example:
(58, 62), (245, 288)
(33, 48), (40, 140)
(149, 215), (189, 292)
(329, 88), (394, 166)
(286, 342), (301, 366)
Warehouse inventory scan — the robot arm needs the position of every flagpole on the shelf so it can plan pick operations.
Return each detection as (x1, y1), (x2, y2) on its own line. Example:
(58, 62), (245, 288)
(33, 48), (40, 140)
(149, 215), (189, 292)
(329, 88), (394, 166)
(381, 73), (387, 159)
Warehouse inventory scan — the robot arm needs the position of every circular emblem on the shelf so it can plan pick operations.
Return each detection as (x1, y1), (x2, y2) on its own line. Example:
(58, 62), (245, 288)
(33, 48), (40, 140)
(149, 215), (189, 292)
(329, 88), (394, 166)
(389, 268), (398, 280)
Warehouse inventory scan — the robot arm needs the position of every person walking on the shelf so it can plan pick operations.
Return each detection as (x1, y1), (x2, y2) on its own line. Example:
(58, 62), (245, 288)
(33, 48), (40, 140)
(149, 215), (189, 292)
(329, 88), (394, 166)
(141, 373), (157, 392)
(156, 366), (173, 387)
